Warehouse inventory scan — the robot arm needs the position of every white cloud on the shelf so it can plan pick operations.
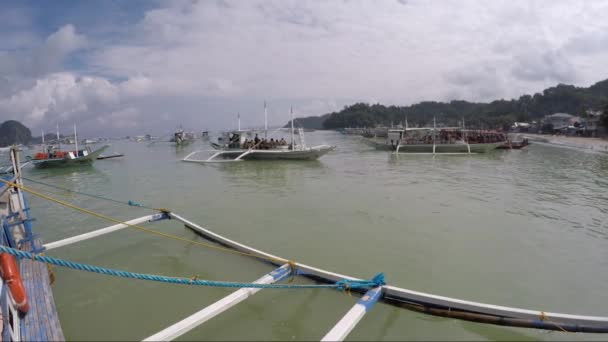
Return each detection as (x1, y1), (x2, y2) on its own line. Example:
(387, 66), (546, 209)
(2, 0), (608, 135)
(0, 24), (86, 78)
(97, 107), (139, 129)
(0, 73), (119, 126)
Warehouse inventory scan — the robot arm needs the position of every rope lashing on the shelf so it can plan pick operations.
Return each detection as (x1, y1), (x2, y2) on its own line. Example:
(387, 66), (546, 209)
(335, 273), (385, 291)
(0, 245), (384, 291)
(127, 200), (143, 207)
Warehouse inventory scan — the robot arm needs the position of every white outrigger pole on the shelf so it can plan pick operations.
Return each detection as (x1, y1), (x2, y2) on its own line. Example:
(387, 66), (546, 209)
(144, 264), (292, 341)
(56, 123), (61, 151)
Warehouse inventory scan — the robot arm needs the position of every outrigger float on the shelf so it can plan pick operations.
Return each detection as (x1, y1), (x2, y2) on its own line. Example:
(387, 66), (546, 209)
(1, 147), (608, 341)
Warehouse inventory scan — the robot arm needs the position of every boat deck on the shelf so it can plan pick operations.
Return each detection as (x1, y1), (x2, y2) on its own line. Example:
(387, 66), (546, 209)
(19, 238), (64, 341)
(0, 174), (64, 341)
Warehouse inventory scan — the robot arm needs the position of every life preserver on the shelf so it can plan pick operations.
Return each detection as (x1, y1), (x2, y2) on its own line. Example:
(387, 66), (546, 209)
(0, 253), (29, 314)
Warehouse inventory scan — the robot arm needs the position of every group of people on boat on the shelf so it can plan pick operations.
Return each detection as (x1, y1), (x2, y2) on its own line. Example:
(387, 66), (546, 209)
(241, 134), (288, 149)
(390, 130), (507, 146)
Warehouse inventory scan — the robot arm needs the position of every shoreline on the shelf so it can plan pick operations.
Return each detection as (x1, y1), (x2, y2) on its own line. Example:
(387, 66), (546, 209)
(521, 133), (608, 153)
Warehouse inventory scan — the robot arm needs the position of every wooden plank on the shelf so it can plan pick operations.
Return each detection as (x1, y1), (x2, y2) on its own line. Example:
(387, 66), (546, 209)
(18, 238), (65, 341)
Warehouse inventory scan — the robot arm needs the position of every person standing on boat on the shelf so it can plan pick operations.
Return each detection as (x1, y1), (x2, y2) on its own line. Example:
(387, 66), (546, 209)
(254, 134), (260, 148)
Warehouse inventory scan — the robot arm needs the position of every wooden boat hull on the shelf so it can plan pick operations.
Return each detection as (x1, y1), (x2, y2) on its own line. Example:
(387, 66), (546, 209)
(203, 145), (335, 161)
(32, 145), (109, 168)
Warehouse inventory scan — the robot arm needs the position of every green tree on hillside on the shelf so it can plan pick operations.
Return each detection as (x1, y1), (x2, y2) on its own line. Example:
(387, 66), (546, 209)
(318, 78), (608, 130)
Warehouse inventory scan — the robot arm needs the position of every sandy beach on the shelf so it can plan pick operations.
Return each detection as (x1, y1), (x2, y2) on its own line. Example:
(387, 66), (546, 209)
(522, 133), (608, 153)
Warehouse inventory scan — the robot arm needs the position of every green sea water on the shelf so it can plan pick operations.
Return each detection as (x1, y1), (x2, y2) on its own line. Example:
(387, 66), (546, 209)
(11, 131), (608, 341)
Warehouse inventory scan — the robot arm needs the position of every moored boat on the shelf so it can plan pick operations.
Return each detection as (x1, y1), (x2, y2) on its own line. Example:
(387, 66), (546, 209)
(363, 118), (507, 154)
(30, 124), (109, 168)
(185, 106), (335, 163)
(169, 128), (196, 146)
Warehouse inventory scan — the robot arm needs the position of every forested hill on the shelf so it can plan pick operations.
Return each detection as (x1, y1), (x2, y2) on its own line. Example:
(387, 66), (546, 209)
(0, 120), (32, 147)
(290, 79), (608, 129)
(284, 113), (331, 130)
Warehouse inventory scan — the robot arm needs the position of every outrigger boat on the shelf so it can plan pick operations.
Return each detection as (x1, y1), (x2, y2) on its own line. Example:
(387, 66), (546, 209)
(1, 147), (608, 341)
(169, 128), (196, 146)
(30, 124), (108, 169)
(364, 118), (507, 154)
(184, 107), (334, 163)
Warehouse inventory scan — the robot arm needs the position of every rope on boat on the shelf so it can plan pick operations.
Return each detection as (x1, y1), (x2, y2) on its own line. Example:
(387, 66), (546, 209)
(21, 177), (154, 210)
(0, 178), (301, 267)
(0, 245), (385, 291)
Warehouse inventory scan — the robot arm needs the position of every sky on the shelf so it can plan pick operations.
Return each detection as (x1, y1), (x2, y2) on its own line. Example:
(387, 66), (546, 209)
(1, 0), (608, 137)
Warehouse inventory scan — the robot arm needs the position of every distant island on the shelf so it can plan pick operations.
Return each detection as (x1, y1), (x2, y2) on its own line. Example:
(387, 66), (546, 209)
(0, 120), (32, 147)
(286, 79), (608, 130)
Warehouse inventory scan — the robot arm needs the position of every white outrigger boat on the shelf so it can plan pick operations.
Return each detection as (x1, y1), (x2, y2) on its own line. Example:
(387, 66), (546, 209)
(183, 107), (335, 163)
(1, 147), (607, 341)
(364, 118), (506, 154)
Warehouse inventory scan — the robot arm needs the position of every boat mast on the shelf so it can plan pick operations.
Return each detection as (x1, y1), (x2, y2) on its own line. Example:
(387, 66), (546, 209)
(41, 129), (46, 154)
(264, 101), (268, 139)
(74, 123), (79, 156)
(56, 123), (61, 151)
(432, 116), (436, 155)
(238, 113), (241, 131)
(290, 106), (294, 151)
(462, 117), (466, 142)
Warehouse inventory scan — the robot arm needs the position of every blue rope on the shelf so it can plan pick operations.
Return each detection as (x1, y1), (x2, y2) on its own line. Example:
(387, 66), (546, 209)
(336, 273), (385, 290)
(21, 177), (154, 210)
(0, 245), (384, 291)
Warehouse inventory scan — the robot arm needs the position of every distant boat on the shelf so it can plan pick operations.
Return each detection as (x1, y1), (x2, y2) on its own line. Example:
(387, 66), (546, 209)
(30, 124), (109, 168)
(185, 107), (334, 163)
(363, 118), (507, 154)
(169, 128), (196, 146)
(31, 145), (109, 168)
